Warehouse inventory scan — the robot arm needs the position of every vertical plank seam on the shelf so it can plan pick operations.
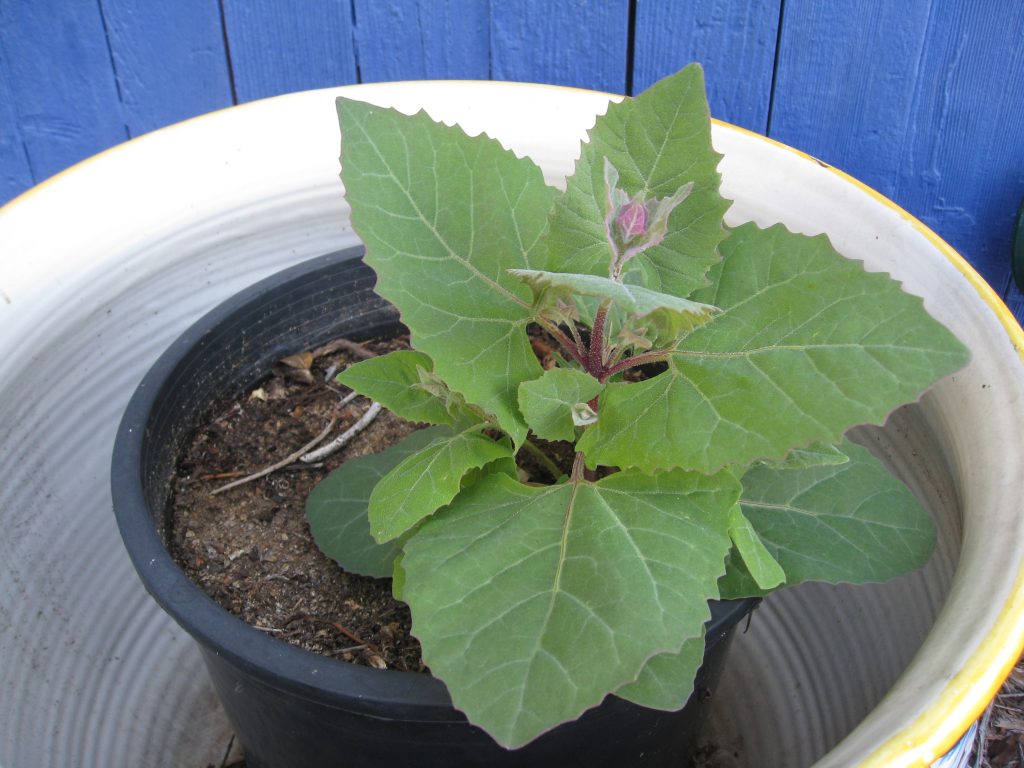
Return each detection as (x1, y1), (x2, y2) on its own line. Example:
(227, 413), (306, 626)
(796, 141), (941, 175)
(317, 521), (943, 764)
(350, 0), (363, 83)
(95, 0), (131, 141)
(217, 0), (239, 104)
(216, 0), (239, 103)
(624, 0), (637, 96)
(485, 0), (493, 79)
(764, 0), (787, 138)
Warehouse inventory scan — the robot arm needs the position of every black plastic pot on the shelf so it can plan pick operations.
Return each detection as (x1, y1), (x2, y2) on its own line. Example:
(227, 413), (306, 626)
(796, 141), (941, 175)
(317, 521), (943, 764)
(111, 247), (757, 768)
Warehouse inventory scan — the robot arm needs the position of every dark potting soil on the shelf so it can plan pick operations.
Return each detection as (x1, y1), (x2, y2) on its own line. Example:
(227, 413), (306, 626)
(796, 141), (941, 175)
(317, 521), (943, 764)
(169, 336), (429, 672)
(169, 331), (735, 767)
(169, 327), (649, 673)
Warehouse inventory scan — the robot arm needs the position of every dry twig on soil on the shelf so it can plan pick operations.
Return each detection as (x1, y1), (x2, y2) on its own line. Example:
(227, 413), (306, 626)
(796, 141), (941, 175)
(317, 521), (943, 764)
(300, 401), (383, 463)
(210, 417), (338, 495)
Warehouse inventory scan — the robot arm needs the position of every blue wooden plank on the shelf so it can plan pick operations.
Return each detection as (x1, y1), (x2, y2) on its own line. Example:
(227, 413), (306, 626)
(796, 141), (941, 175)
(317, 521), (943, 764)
(222, 0), (358, 103)
(100, 0), (234, 136)
(353, 0), (489, 82)
(897, 7), (1024, 294)
(0, 48), (35, 206)
(490, 0), (630, 94)
(632, 0), (781, 133)
(769, 3), (930, 200)
(770, 1), (1024, 290)
(0, 2), (127, 187)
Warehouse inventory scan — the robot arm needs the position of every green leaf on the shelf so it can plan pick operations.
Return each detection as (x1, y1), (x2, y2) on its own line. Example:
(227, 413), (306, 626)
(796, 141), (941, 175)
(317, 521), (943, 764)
(736, 440), (936, 585)
(517, 367), (604, 442)
(338, 98), (556, 445)
(727, 504), (786, 590)
(614, 632), (705, 711)
(545, 63), (729, 297)
(761, 442), (850, 470)
(401, 468), (738, 748)
(391, 552), (406, 600)
(578, 223), (971, 473)
(306, 426), (449, 577)
(509, 269), (720, 346)
(368, 428), (514, 542)
(480, 453), (520, 480)
(717, 549), (769, 600)
(336, 350), (460, 426)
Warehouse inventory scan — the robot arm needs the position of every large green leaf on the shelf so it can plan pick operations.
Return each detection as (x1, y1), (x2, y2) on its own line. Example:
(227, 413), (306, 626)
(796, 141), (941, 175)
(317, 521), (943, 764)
(401, 469), (737, 748)
(544, 63), (729, 296)
(336, 350), (458, 426)
(517, 367), (604, 442)
(614, 632), (705, 711)
(735, 439), (936, 586)
(338, 99), (556, 445)
(578, 223), (971, 473)
(368, 428), (513, 542)
(306, 426), (449, 577)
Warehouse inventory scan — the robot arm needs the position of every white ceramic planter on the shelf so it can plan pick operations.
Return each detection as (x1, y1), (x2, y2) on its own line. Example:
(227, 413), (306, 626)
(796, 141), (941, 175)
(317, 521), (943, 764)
(1, 81), (1022, 768)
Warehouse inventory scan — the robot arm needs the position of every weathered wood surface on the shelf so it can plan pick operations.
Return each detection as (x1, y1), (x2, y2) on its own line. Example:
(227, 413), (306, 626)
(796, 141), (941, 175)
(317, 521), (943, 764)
(769, 2), (1024, 314)
(2, 1), (1022, 317)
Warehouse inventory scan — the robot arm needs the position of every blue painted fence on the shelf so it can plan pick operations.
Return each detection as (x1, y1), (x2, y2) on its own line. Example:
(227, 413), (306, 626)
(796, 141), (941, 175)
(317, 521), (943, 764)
(2, 1), (1023, 317)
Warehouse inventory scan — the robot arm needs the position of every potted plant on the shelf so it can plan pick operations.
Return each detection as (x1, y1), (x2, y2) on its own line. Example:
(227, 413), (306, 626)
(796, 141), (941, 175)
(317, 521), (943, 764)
(112, 64), (968, 767)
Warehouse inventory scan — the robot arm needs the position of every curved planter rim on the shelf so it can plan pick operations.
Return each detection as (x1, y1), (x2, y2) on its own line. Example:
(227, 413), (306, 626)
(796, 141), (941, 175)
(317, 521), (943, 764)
(1, 79), (1022, 767)
(110, 245), (753, 726)
(716, 121), (1024, 767)
(111, 247), (756, 767)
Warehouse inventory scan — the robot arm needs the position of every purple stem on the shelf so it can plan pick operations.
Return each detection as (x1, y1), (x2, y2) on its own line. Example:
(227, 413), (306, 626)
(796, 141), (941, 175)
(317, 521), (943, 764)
(599, 351), (670, 382)
(588, 305), (609, 377)
(540, 321), (587, 367)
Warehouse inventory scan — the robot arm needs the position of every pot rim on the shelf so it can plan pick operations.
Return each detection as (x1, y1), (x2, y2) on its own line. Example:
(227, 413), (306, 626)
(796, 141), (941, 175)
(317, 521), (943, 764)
(4, 78), (1022, 767)
(110, 245), (754, 722)
(719, 122), (1024, 768)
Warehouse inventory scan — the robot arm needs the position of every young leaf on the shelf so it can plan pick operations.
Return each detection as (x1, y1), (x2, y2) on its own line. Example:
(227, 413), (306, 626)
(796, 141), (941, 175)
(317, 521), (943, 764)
(401, 468), (738, 748)
(727, 504), (786, 590)
(509, 269), (720, 346)
(578, 223), (971, 473)
(571, 402), (599, 426)
(717, 549), (769, 600)
(734, 439), (936, 586)
(545, 63), (729, 297)
(518, 367), (604, 442)
(368, 428), (513, 542)
(614, 632), (706, 711)
(306, 426), (450, 577)
(605, 159), (696, 281)
(336, 350), (462, 426)
(338, 98), (555, 445)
